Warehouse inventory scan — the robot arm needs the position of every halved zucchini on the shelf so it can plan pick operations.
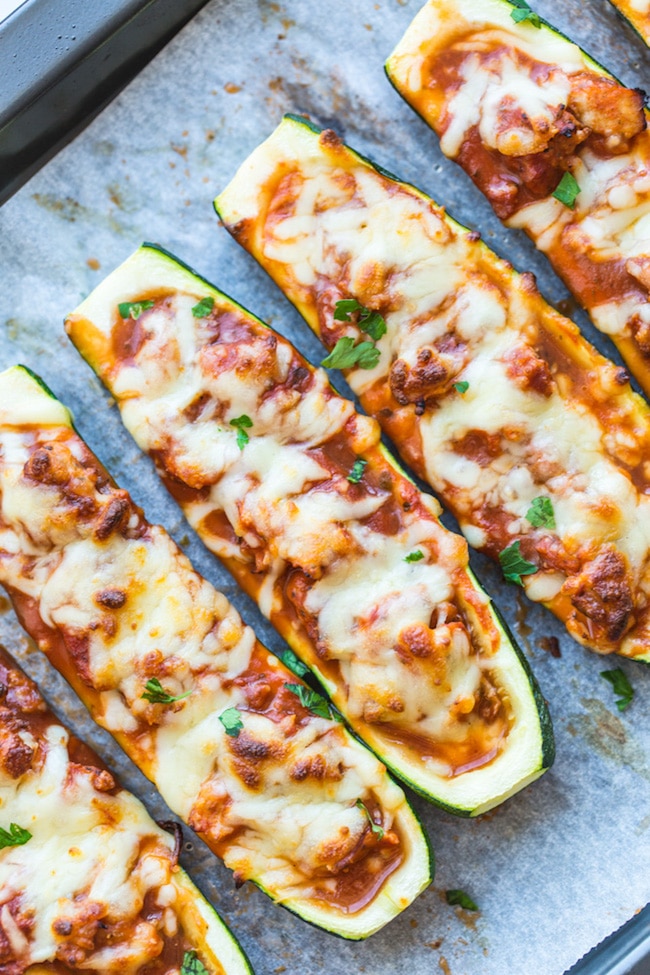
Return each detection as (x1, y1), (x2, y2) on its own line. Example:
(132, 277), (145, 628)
(66, 243), (554, 817)
(608, 0), (650, 46)
(386, 0), (650, 397)
(213, 113), (650, 666)
(0, 645), (252, 975)
(0, 364), (431, 939)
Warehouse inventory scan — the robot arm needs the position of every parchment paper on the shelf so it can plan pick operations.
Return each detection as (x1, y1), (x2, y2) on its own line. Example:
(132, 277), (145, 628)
(0, 1), (648, 973)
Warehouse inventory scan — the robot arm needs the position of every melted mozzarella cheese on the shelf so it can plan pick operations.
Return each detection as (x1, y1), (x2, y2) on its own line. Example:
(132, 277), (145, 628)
(214, 118), (650, 650)
(0, 724), (175, 969)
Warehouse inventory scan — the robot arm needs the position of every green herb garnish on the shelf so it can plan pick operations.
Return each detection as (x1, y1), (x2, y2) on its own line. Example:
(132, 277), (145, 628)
(284, 683), (331, 720)
(526, 496), (556, 530)
(0, 823), (32, 850)
(118, 300), (155, 320)
(181, 950), (210, 975)
(499, 540), (537, 586)
(552, 172), (581, 209)
(321, 337), (381, 370)
(453, 381), (469, 394)
(191, 296), (215, 318)
(405, 550), (424, 563)
(278, 648), (309, 677)
(230, 414), (253, 450)
(141, 677), (192, 705)
(600, 668), (634, 712)
(347, 458), (367, 484)
(446, 889), (479, 911)
(334, 298), (387, 341)
(219, 707), (244, 737)
(509, 0), (541, 28)
(355, 799), (385, 840)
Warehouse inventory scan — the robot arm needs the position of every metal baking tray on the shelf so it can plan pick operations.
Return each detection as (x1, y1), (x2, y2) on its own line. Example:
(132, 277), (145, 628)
(1, 1), (649, 973)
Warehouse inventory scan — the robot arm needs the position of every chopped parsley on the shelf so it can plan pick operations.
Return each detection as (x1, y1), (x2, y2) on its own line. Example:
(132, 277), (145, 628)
(141, 677), (192, 705)
(0, 823), (32, 850)
(600, 668), (634, 712)
(445, 889), (479, 911)
(284, 683), (331, 720)
(278, 647), (309, 677)
(181, 950), (210, 975)
(552, 171), (581, 209)
(509, 0), (541, 28)
(321, 337), (381, 370)
(191, 296), (215, 318)
(347, 458), (367, 484)
(334, 298), (387, 341)
(117, 299), (155, 320)
(219, 706), (244, 737)
(453, 381), (469, 394)
(499, 540), (537, 586)
(230, 414), (253, 450)
(405, 550), (424, 563)
(526, 496), (556, 530)
(355, 799), (385, 840)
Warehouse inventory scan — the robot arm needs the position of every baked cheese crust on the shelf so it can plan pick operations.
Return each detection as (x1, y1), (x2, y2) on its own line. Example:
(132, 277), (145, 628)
(0, 646), (250, 975)
(386, 0), (650, 394)
(0, 366), (429, 938)
(214, 115), (650, 664)
(65, 245), (553, 817)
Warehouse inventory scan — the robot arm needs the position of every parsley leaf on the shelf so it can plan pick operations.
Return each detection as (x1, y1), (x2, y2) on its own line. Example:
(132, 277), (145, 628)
(600, 668), (634, 712)
(321, 337), (381, 370)
(141, 677), (192, 705)
(230, 414), (253, 450)
(355, 799), (385, 840)
(347, 458), (367, 484)
(333, 298), (387, 341)
(446, 889), (479, 911)
(499, 540), (537, 586)
(118, 300), (155, 320)
(0, 823), (32, 850)
(405, 550), (424, 563)
(284, 683), (331, 720)
(219, 706), (244, 737)
(526, 496), (556, 530)
(278, 647), (309, 677)
(552, 172), (581, 208)
(181, 950), (210, 975)
(453, 381), (469, 394)
(509, 0), (541, 27)
(191, 296), (215, 318)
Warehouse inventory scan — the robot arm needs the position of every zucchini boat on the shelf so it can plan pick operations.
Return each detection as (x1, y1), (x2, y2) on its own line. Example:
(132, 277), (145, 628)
(66, 244), (553, 817)
(386, 0), (650, 396)
(214, 114), (650, 665)
(0, 365), (431, 940)
(608, 0), (650, 45)
(0, 644), (252, 975)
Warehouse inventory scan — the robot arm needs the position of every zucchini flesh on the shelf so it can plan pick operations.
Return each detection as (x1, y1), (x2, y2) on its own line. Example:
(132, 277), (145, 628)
(66, 244), (553, 817)
(213, 113), (650, 666)
(0, 364), (431, 940)
(0, 645), (252, 975)
(386, 0), (650, 396)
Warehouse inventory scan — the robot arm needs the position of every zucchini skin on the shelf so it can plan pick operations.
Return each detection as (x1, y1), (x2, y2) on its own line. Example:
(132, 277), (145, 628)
(66, 243), (554, 818)
(385, 0), (650, 398)
(0, 363), (432, 940)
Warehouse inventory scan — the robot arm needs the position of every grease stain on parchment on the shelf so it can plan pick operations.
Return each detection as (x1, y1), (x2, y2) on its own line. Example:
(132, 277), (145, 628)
(568, 697), (649, 780)
(31, 193), (87, 223)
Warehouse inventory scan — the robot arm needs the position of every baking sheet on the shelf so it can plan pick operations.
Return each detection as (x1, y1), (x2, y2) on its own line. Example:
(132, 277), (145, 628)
(0, 1), (649, 973)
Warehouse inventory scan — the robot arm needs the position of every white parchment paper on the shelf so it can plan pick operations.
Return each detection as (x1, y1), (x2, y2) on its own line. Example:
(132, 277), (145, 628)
(0, 1), (649, 973)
